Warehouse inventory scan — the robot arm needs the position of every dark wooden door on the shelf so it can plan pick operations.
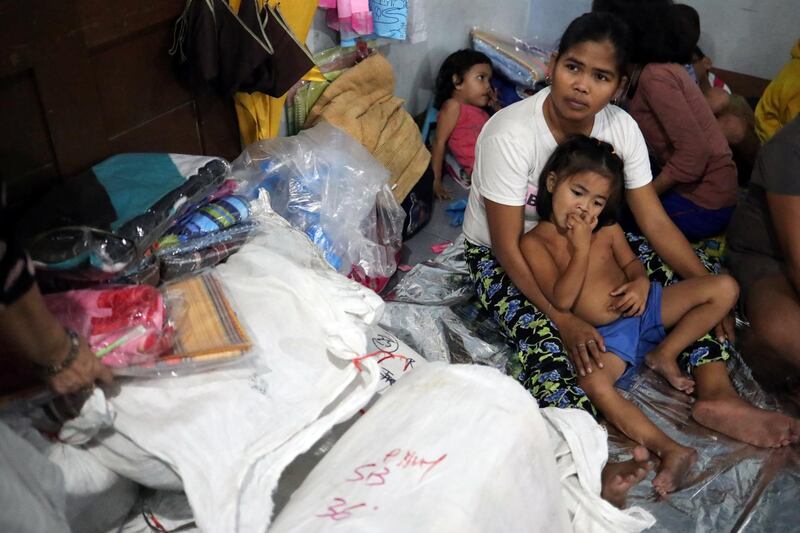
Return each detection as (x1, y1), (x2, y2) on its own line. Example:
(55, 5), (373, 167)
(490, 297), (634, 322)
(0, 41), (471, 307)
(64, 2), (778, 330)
(0, 0), (241, 211)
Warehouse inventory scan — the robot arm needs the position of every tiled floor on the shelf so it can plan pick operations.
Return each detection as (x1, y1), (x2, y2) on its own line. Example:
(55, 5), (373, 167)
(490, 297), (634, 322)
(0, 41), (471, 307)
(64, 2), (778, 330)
(400, 175), (469, 267)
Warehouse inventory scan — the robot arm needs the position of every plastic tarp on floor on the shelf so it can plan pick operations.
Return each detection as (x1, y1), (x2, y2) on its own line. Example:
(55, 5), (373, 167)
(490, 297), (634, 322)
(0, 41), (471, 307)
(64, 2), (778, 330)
(378, 236), (800, 532)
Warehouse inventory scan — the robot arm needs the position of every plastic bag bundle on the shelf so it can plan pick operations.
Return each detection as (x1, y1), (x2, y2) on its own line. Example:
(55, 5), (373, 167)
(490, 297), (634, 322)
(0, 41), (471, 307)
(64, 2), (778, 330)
(270, 363), (573, 533)
(42, 272), (253, 377)
(471, 28), (551, 89)
(155, 194), (261, 281)
(22, 156), (230, 282)
(44, 285), (174, 369)
(232, 122), (406, 291)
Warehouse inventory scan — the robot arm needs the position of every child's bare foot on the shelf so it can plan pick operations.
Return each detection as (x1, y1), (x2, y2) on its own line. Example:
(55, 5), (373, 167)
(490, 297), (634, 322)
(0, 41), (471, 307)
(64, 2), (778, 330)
(645, 350), (695, 393)
(652, 444), (697, 496)
(601, 446), (652, 508)
(692, 397), (800, 448)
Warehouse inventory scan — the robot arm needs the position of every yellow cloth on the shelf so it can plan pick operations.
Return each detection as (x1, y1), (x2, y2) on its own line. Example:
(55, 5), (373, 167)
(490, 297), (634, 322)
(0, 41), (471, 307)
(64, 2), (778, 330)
(305, 53), (431, 203)
(233, 0), (320, 144)
(755, 40), (800, 143)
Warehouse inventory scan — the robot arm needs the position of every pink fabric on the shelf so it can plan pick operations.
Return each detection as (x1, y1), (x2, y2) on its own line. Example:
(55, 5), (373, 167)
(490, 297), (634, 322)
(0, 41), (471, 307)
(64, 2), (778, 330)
(322, 0), (374, 37)
(44, 285), (170, 368)
(445, 103), (490, 176)
(431, 241), (453, 254)
(209, 179), (239, 202)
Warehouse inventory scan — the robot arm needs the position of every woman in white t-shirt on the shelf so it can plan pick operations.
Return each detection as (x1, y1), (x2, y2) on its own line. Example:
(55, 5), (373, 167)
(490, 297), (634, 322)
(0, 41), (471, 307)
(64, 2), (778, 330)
(463, 12), (734, 415)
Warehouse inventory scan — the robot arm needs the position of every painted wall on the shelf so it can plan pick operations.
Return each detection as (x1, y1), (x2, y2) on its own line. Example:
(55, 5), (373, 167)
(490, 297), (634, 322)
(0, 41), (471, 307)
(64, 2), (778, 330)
(526, 0), (798, 80)
(527, 0), (590, 51)
(682, 0), (797, 80)
(307, 0), (797, 115)
(308, 1), (532, 116)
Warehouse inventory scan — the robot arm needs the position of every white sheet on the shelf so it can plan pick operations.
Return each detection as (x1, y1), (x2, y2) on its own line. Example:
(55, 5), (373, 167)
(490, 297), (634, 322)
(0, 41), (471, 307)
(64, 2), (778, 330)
(86, 196), (384, 531)
(270, 363), (572, 533)
(541, 408), (656, 532)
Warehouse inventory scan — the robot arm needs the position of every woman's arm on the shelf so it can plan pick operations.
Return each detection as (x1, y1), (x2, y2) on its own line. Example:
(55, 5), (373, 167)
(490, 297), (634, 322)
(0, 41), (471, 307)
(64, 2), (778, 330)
(486, 200), (556, 312)
(626, 184), (733, 338)
(651, 173), (678, 196)
(640, 68), (713, 191)
(0, 284), (113, 395)
(430, 99), (460, 200)
(767, 193), (800, 295)
(626, 184), (708, 278)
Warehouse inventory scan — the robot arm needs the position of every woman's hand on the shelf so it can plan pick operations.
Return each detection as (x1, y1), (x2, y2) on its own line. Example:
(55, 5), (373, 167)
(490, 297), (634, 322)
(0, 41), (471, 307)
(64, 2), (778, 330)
(46, 334), (113, 395)
(555, 313), (607, 377)
(609, 277), (650, 317)
(714, 312), (736, 344)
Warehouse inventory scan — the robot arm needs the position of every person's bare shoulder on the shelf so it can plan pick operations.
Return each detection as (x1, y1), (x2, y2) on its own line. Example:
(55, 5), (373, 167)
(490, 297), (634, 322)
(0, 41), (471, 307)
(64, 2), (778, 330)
(590, 224), (618, 248)
(525, 221), (558, 244)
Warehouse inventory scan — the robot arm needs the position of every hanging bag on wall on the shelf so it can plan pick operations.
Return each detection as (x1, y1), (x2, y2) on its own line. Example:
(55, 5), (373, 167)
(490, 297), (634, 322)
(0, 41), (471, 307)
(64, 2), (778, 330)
(171, 0), (315, 97)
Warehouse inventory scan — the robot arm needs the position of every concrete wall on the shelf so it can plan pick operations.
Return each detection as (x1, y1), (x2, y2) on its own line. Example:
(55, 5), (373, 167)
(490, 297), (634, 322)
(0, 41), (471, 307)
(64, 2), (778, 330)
(308, 1), (797, 114)
(682, 0), (797, 80)
(527, 0), (590, 51)
(308, 1), (531, 116)
(526, 0), (797, 80)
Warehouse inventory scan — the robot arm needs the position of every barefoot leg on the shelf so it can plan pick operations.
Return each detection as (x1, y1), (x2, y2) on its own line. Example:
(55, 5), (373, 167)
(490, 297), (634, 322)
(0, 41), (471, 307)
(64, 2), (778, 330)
(652, 275), (738, 391)
(652, 443), (697, 496)
(601, 446), (652, 508)
(645, 349), (695, 393)
(693, 362), (800, 447)
(580, 353), (697, 495)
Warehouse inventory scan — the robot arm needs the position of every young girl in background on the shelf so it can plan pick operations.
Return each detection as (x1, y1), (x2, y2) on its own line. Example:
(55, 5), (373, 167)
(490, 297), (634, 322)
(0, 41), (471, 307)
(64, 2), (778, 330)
(431, 50), (497, 199)
(521, 135), (798, 495)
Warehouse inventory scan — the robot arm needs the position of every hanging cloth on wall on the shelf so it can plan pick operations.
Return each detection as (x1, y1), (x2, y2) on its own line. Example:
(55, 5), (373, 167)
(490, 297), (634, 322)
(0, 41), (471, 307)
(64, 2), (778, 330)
(232, 0), (321, 143)
(320, 0), (411, 46)
(170, 0), (315, 97)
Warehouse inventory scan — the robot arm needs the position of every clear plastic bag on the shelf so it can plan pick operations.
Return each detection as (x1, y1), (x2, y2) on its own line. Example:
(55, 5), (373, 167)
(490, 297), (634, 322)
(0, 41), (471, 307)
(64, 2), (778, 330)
(42, 272), (254, 377)
(115, 271), (255, 377)
(154, 194), (262, 282)
(471, 28), (552, 89)
(24, 158), (231, 282)
(232, 122), (406, 291)
(43, 285), (177, 369)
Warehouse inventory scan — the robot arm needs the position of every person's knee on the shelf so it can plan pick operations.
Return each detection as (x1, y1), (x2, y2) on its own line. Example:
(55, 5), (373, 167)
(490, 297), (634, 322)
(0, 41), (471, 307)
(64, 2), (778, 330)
(578, 372), (613, 396)
(706, 88), (730, 114)
(718, 114), (747, 145)
(703, 274), (738, 308)
(713, 274), (739, 307)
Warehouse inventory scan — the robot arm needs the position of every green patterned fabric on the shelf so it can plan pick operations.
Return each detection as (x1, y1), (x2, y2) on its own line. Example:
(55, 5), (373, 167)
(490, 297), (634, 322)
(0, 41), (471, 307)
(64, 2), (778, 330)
(464, 233), (730, 419)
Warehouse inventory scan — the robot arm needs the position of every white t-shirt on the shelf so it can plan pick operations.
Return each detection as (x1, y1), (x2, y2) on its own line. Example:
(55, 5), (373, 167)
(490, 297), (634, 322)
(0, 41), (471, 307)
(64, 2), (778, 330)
(462, 87), (652, 247)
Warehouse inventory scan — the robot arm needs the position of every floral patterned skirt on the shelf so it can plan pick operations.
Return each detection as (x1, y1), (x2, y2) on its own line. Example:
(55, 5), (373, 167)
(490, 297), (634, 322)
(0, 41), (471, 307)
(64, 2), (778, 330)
(464, 234), (730, 418)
